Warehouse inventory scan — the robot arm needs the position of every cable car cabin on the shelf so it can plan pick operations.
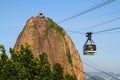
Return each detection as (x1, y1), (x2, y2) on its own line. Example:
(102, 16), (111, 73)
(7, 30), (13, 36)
(83, 32), (96, 55)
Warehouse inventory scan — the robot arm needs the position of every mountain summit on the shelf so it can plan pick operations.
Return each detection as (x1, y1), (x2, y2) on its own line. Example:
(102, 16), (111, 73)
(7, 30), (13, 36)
(14, 14), (85, 80)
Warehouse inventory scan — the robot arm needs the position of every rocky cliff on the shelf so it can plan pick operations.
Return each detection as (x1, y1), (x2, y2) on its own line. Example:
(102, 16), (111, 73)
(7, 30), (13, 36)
(14, 15), (85, 80)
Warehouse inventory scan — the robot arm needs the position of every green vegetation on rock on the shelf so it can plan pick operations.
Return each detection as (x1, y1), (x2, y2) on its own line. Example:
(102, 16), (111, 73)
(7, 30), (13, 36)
(30, 24), (38, 29)
(45, 18), (65, 37)
(66, 50), (72, 65)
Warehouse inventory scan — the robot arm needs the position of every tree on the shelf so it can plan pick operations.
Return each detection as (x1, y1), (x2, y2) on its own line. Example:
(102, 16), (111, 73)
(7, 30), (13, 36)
(0, 45), (16, 79)
(0, 44), (77, 80)
(39, 52), (51, 80)
(52, 63), (64, 80)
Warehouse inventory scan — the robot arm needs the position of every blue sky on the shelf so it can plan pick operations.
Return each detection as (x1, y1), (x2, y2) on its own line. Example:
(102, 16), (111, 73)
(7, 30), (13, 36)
(0, 0), (120, 74)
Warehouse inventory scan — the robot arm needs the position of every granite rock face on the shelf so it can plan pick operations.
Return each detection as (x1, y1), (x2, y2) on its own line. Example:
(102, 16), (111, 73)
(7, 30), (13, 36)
(14, 16), (85, 80)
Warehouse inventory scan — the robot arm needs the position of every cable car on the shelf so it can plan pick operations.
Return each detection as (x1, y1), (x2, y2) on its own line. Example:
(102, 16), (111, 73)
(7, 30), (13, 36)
(83, 32), (96, 55)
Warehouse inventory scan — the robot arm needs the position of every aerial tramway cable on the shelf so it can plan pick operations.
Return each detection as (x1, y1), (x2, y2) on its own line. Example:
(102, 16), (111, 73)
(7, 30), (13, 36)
(68, 26), (120, 35)
(82, 58), (119, 78)
(79, 17), (120, 32)
(58, 0), (117, 24)
(94, 26), (120, 34)
(72, 55), (119, 80)
(67, 16), (120, 34)
(83, 62), (119, 80)
(73, 66), (97, 80)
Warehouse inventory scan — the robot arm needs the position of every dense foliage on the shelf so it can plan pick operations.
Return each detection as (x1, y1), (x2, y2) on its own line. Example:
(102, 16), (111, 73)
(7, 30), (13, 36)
(0, 44), (76, 80)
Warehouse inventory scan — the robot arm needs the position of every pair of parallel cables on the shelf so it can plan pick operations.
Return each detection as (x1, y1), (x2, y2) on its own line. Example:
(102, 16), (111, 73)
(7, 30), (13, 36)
(57, 0), (120, 35)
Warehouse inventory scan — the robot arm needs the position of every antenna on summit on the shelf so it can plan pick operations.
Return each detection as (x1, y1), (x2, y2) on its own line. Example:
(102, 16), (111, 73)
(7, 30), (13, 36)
(37, 13), (45, 18)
